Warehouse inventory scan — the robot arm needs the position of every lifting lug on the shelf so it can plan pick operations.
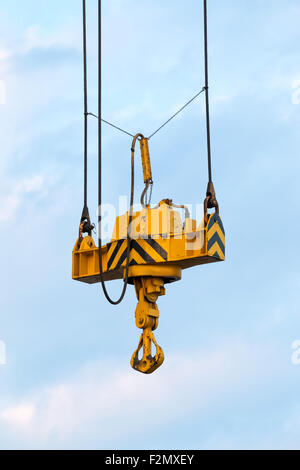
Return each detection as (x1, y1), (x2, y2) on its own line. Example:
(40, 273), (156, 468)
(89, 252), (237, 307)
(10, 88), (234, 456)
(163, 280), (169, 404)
(130, 277), (165, 374)
(206, 181), (218, 209)
(204, 181), (219, 224)
(79, 205), (94, 246)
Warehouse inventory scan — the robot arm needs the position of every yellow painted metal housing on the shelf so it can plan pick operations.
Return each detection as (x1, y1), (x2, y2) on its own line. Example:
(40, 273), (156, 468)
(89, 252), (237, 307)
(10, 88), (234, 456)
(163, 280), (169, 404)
(72, 199), (225, 373)
(72, 200), (225, 285)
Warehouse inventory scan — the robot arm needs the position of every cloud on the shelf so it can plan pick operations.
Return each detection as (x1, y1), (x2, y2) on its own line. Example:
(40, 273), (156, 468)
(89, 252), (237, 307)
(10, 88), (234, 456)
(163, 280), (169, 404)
(0, 175), (46, 223)
(0, 339), (283, 448)
(0, 0), (300, 452)
(1, 405), (35, 429)
(0, 47), (11, 61)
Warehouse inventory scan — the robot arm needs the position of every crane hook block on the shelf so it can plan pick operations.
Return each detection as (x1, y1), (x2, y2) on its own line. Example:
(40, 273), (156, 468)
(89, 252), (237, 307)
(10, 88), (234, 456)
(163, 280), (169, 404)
(130, 277), (165, 374)
(72, 199), (225, 373)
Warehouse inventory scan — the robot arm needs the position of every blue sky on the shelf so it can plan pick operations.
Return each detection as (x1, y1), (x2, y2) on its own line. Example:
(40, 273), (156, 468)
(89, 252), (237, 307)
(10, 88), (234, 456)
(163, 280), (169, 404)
(0, 0), (300, 450)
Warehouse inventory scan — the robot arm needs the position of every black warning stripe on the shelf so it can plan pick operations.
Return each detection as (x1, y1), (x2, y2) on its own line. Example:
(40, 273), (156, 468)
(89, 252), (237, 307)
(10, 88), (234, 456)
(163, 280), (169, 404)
(143, 238), (168, 261)
(115, 245), (129, 270)
(207, 232), (225, 255)
(114, 239), (156, 269)
(107, 238), (168, 272)
(129, 259), (138, 266)
(115, 240), (160, 270)
(107, 239), (125, 270)
(131, 240), (156, 264)
(208, 213), (225, 235)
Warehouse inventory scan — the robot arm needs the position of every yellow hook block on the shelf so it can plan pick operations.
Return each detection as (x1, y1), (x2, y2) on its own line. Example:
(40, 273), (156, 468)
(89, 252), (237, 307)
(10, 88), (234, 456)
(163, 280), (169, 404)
(72, 199), (225, 374)
(130, 277), (165, 374)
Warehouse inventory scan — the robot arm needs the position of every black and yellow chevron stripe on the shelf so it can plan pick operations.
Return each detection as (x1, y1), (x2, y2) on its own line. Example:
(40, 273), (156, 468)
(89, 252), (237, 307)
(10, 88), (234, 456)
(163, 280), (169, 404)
(106, 238), (168, 272)
(207, 213), (225, 260)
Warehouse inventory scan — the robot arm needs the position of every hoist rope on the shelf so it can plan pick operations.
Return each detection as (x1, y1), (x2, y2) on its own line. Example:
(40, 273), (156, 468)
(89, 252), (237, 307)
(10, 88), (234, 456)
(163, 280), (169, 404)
(97, 0), (137, 305)
(80, 0), (217, 305)
(82, 0), (88, 207)
(203, 0), (213, 183)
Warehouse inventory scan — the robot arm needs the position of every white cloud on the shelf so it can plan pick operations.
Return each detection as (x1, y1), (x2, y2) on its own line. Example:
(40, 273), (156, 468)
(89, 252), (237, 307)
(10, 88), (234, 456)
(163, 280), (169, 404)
(23, 25), (81, 55)
(1, 405), (35, 428)
(0, 0), (299, 452)
(0, 47), (11, 61)
(0, 175), (46, 223)
(0, 340), (281, 447)
(23, 26), (47, 52)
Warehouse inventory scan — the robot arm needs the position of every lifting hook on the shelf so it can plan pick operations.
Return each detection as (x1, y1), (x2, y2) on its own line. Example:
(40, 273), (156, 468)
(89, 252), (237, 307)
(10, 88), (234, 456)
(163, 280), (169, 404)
(130, 277), (165, 374)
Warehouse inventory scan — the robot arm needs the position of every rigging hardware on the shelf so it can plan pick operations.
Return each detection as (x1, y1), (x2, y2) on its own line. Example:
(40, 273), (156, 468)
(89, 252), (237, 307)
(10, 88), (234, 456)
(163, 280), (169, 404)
(73, 0), (224, 373)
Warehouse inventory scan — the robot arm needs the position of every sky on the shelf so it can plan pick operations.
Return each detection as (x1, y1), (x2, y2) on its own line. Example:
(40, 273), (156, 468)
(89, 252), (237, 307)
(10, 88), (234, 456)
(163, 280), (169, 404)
(0, 0), (300, 450)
